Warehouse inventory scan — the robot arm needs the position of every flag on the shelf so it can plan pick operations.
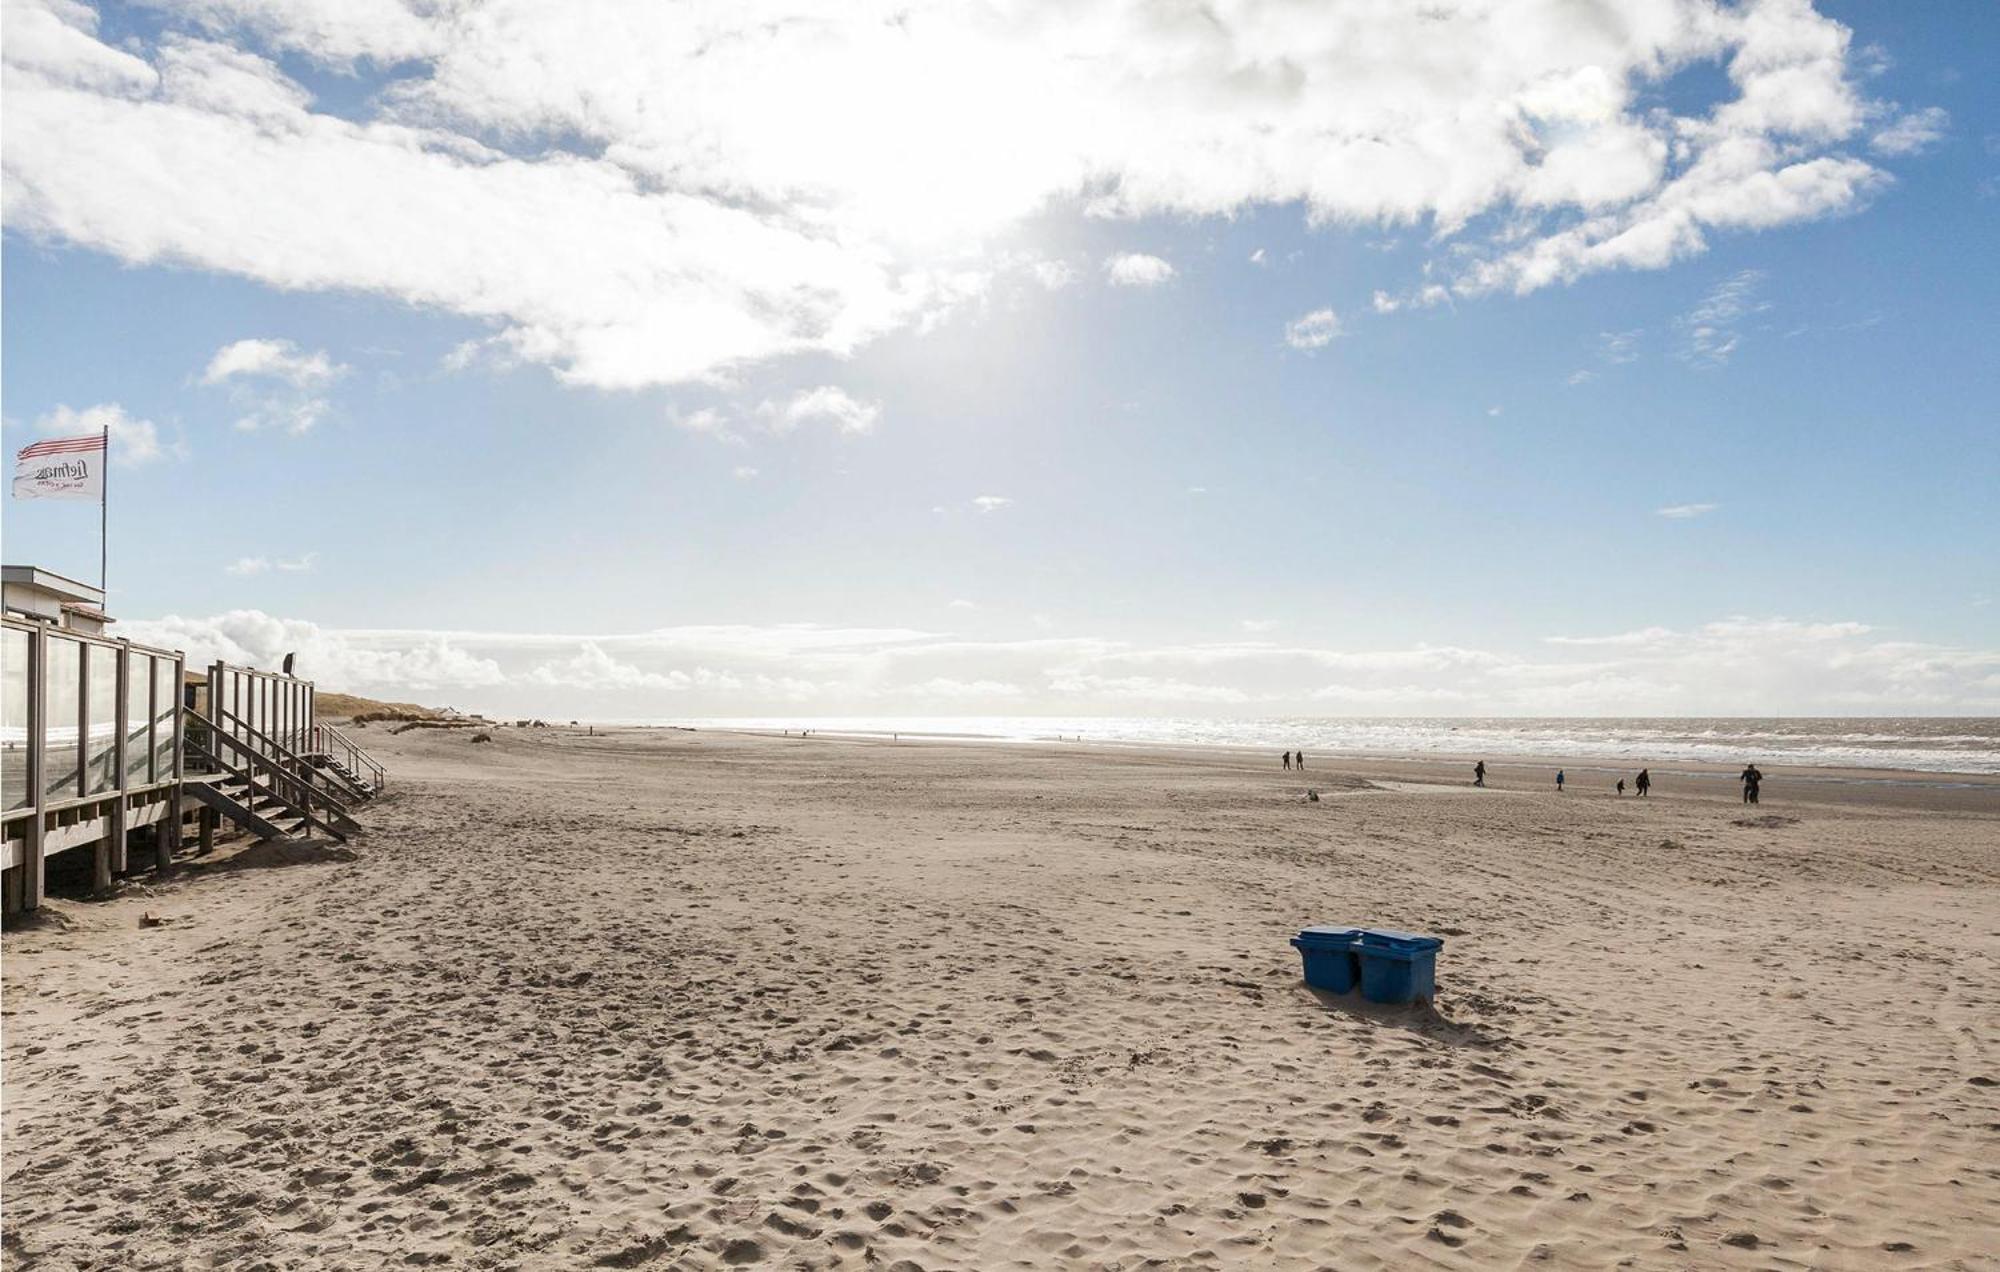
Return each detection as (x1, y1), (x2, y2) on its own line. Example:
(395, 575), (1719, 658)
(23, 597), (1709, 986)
(13, 432), (106, 501)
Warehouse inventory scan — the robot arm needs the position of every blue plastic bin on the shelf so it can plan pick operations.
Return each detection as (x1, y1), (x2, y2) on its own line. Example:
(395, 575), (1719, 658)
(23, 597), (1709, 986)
(1289, 926), (1364, 993)
(1356, 929), (1444, 1004)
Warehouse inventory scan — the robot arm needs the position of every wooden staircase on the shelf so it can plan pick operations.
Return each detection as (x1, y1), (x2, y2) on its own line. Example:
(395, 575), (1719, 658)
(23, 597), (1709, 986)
(185, 708), (364, 844)
(306, 722), (387, 800)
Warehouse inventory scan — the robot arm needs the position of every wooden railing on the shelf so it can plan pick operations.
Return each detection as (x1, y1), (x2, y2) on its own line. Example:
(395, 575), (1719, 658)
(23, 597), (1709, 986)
(310, 721), (387, 793)
(189, 707), (359, 837)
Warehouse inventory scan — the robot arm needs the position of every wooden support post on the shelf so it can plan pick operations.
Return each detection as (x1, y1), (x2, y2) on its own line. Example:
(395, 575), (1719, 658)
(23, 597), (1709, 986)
(199, 806), (215, 855)
(109, 643), (129, 875)
(22, 626), (47, 911)
(92, 832), (113, 893)
(155, 807), (175, 872)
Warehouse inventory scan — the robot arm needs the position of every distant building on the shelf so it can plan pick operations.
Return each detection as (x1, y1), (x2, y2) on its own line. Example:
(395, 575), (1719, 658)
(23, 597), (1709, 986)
(0, 565), (112, 636)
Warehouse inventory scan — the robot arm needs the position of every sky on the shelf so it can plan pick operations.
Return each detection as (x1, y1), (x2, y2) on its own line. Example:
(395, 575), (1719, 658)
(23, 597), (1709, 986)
(2, 0), (1996, 718)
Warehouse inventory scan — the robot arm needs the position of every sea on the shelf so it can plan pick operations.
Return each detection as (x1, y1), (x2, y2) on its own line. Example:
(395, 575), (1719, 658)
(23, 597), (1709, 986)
(642, 717), (2000, 776)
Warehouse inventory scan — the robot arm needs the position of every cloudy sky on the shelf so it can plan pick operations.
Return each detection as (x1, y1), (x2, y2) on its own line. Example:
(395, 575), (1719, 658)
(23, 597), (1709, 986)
(3, 0), (1995, 716)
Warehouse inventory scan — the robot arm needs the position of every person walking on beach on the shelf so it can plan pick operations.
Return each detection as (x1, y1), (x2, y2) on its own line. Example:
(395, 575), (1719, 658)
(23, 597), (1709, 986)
(1282, 751), (1291, 771)
(1636, 768), (1650, 797)
(1473, 761), (1486, 787)
(1617, 778), (1626, 796)
(1740, 764), (1763, 805)
(1295, 751), (1305, 770)
(1556, 769), (1565, 792)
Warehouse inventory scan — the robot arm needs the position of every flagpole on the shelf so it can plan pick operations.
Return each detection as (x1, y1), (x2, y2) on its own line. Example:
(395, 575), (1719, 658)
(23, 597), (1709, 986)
(100, 424), (109, 599)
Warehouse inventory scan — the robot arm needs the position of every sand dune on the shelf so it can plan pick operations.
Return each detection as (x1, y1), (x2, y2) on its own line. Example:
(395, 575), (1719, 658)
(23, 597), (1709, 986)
(4, 727), (1996, 1269)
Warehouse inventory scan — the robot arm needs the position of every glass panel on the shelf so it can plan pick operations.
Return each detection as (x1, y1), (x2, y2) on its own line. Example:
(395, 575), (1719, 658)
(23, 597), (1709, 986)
(2, 628), (27, 811)
(125, 652), (152, 786)
(44, 637), (81, 802)
(86, 643), (119, 794)
(154, 658), (177, 779)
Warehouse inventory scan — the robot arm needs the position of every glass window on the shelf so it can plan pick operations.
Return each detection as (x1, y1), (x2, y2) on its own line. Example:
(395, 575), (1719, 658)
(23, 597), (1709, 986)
(44, 637), (81, 802)
(154, 658), (177, 779)
(2, 627), (28, 811)
(125, 652), (153, 786)
(86, 643), (118, 794)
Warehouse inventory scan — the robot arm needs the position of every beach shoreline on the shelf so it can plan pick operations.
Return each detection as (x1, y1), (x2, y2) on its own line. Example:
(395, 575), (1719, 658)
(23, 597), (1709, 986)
(640, 724), (2000, 812)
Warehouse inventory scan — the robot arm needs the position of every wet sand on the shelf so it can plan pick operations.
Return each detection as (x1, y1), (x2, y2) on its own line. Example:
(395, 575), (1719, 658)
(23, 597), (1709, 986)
(4, 725), (1997, 1269)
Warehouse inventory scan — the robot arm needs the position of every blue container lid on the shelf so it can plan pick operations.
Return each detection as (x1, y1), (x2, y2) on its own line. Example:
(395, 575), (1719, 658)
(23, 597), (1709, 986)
(1292, 925), (1364, 948)
(1358, 928), (1443, 953)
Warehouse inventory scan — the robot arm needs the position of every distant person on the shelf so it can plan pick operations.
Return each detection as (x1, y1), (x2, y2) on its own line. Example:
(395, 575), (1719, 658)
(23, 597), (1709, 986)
(1473, 761), (1486, 787)
(1295, 751), (1305, 770)
(1636, 768), (1650, 797)
(1282, 751), (1291, 771)
(1617, 778), (1626, 796)
(1740, 764), (1763, 805)
(1556, 769), (1565, 792)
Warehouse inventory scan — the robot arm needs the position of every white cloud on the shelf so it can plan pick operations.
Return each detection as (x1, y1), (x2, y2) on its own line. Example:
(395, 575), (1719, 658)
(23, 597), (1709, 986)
(947, 598), (977, 610)
(672, 387), (879, 444)
(4, 0), (1898, 386)
(731, 465), (759, 480)
(1565, 369), (1596, 386)
(1103, 252), (1175, 288)
(971, 495), (1012, 513)
(110, 610), (1995, 716)
(1678, 270), (1769, 367)
(1656, 502), (1718, 519)
(120, 609), (509, 691)
(1598, 329), (1642, 363)
(224, 550), (316, 576)
(670, 406), (734, 438)
(1028, 258), (1078, 290)
(1239, 619), (1278, 634)
(526, 641), (689, 691)
(1870, 106), (1949, 156)
(199, 337), (347, 433)
(202, 337), (341, 388)
(35, 402), (178, 465)
(756, 385), (880, 436)
(1486, 406), (1503, 417)
(1248, 248), (1267, 266)
(1283, 307), (1341, 351)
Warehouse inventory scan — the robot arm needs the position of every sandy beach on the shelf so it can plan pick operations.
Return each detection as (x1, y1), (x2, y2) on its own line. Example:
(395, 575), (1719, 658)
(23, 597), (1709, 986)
(4, 725), (1997, 1270)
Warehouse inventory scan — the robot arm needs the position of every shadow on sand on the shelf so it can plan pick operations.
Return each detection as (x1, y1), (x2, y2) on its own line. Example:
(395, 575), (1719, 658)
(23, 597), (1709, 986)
(1302, 983), (1508, 1049)
(183, 838), (360, 873)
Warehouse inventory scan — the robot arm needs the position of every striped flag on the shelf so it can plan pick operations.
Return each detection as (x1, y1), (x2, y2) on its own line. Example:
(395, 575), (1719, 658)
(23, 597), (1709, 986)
(13, 432), (107, 501)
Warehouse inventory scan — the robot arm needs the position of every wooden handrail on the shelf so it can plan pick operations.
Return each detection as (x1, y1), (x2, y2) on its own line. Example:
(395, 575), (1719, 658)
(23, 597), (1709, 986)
(195, 708), (357, 827)
(185, 733), (349, 843)
(313, 722), (386, 788)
